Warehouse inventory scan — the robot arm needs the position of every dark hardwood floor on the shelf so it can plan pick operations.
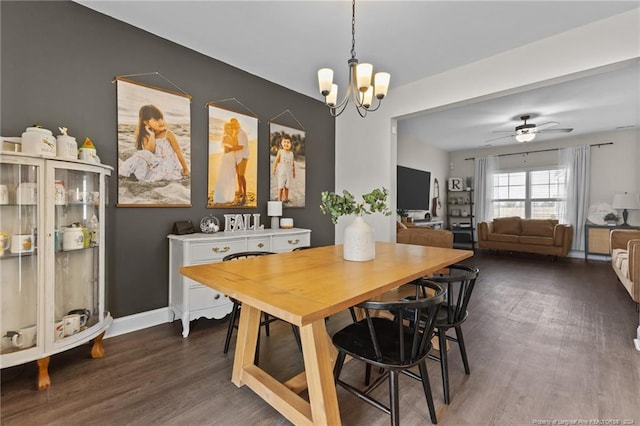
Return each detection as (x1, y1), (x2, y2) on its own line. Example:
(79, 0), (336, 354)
(2, 251), (639, 425)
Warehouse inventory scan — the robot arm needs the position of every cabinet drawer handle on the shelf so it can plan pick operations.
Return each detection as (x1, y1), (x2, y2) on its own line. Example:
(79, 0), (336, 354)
(257, 243), (264, 248)
(214, 294), (220, 300)
(212, 246), (230, 253)
(288, 239), (300, 245)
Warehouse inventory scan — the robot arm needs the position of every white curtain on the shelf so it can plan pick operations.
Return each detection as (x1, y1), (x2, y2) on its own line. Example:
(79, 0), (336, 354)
(474, 155), (499, 224)
(559, 145), (590, 251)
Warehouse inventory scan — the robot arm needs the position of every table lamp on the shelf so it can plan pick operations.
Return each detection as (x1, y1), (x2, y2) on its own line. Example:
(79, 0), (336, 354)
(267, 201), (283, 229)
(612, 192), (640, 227)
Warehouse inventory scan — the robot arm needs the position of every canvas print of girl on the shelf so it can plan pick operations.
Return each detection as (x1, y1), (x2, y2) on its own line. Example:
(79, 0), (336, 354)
(117, 79), (191, 206)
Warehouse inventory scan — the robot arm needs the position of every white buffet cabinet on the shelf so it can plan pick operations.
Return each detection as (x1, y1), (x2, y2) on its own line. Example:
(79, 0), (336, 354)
(167, 228), (311, 337)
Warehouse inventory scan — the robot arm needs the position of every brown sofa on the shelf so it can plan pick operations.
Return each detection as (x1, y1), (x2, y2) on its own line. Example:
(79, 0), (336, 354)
(610, 229), (640, 303)
(478, 217), (573, 257)
(396, 221), (453, 248)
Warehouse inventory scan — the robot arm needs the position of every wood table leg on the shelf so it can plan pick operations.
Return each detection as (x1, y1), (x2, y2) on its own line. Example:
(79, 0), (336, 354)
(91, 331), (106, 358)
(300, 320), (342, 425)
(231, 304), (261, 387)
(36, 357), (50, 390)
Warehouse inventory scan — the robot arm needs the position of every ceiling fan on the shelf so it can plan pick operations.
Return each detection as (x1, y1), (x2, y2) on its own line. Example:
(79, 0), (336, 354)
(486, 115), (573, 143)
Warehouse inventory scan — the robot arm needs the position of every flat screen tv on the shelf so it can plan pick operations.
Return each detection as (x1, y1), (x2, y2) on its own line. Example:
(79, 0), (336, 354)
(397, 166), (431, 211)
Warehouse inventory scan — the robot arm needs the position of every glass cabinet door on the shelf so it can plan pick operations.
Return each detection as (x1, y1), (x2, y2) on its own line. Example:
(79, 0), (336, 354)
(52, 167), (102, 341)
(0, 158), (41, 355)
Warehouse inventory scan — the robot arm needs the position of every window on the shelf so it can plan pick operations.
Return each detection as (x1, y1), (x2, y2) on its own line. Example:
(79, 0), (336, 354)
(492, 168), (566, 221)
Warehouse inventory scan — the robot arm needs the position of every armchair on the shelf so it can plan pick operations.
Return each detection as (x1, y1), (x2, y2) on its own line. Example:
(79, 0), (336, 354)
(610, 229), (640, 303)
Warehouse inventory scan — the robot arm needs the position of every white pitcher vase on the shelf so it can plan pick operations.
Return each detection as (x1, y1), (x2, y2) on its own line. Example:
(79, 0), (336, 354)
(343, 215), (375, 261)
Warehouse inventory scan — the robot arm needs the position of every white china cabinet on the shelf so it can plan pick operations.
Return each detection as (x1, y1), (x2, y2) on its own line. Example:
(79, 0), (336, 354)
(0, 152), (112, 389)
(168, 228), (311, 337)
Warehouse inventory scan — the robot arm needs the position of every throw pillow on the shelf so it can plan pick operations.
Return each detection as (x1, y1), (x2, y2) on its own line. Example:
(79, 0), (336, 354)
(521, 219), (555, 237)
(493, 217), (522, 235)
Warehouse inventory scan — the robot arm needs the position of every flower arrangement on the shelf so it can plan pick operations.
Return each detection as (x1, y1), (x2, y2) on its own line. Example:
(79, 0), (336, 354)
(320, 188), (391, 224)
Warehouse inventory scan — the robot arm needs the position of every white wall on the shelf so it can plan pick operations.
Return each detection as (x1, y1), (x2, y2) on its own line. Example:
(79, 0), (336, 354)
(397, 133), (449, 223)
(335, 9), (640, 243)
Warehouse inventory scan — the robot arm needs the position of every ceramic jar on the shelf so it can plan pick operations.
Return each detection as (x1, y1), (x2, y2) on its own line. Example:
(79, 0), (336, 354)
(16, 182), (37, 205)
(78, 138), (98, 163)
(21, 127), (56, 157)
(54, 180), (66, 205)
(62, 226), (84, 251)
(56, 135), (78, 160)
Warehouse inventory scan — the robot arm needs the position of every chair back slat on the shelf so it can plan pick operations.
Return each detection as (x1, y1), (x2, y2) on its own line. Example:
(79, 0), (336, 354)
(364, 310), (383, 362)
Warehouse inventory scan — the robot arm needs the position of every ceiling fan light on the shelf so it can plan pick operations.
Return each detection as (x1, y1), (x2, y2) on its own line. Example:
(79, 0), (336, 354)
(515, 132), (536, 142)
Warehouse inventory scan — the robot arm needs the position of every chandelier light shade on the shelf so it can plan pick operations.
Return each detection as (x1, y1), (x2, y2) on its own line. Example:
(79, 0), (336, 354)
(317, 0), (390, 117)
(612, 192), (640, 227)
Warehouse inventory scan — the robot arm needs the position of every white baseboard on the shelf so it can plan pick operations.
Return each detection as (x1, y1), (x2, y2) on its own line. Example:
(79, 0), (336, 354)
(104, 307), (171, 339)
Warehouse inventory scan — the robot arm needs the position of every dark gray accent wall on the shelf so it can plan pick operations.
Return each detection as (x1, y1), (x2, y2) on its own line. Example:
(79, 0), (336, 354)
(1, 1), (336, 317)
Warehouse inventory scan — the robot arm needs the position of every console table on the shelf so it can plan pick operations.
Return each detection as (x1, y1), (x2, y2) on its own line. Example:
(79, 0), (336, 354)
(584, 222), (640, 261)
(167, 228), (311, 337)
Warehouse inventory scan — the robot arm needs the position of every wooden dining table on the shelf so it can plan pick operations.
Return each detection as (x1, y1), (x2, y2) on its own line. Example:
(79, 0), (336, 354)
(180, 241), (473, 425)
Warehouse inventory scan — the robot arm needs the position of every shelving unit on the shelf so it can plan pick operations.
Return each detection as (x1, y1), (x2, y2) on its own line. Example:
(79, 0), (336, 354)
(446, 183), (475, 250)
(0, 152), (112, 389)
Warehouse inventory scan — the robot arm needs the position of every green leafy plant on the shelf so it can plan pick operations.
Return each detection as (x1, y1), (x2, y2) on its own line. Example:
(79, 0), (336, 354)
(320, 188), (391, 224)
(603, 212), (619, 222)
(397, 209), (408, 218)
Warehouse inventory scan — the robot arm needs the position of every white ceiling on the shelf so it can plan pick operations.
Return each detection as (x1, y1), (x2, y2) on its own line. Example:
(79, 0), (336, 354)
(76, 1), (640, 151)
(399, 60), (640, 151)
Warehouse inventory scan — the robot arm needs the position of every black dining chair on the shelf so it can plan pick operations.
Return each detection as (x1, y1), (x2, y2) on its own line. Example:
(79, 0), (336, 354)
(413, 264), (479, 404)
(332, 280), (446, 425)
(222, 251), (302, 364)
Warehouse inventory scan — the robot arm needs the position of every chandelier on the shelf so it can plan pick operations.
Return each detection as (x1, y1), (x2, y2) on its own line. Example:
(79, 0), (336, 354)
(317, 0), (390, 117)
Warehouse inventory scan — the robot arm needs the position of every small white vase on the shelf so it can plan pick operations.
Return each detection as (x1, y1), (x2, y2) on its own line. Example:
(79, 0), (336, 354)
(343, 215), (375, 261)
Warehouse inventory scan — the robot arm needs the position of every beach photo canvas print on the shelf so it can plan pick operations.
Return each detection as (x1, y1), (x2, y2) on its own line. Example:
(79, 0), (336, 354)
(207, 106), (258, 208)
(269, 123), (305, 207)
(116, 79), (191, 207)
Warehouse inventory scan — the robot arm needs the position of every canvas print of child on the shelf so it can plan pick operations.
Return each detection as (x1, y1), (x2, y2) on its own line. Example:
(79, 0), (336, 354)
(269, 123), (305, 207)
(116, 79), (191, 206)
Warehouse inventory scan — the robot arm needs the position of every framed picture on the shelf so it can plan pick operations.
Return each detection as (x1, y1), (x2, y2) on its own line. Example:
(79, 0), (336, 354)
(448, 177), (464, 191)
(269, 122), (306, 207)
(207, 106), (258, 208)
(116, 78), (191, 207)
